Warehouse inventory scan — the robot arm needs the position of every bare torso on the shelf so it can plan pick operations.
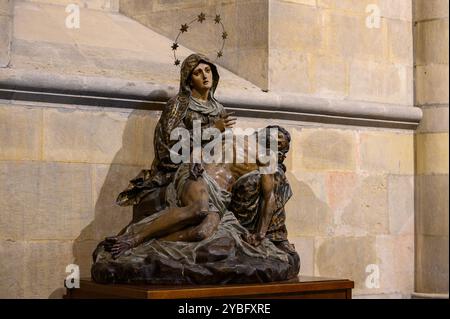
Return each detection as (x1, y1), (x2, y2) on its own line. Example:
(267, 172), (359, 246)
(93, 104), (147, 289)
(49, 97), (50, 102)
(204, 162), (259, 192)
(204, 133), (270, 191)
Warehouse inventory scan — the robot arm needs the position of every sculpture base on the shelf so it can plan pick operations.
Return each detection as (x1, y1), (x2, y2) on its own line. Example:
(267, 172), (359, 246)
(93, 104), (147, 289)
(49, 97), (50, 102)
(64, 276), (354, 299)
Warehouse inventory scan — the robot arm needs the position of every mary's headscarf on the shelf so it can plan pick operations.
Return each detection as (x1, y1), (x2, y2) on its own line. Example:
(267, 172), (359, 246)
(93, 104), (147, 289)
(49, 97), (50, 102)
(151, 54), (225, 183)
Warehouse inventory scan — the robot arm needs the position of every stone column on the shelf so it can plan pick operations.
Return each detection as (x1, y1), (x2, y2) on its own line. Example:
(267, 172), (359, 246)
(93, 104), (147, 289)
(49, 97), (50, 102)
(0, 0), (13, 67)
(414, 0), (449, 298)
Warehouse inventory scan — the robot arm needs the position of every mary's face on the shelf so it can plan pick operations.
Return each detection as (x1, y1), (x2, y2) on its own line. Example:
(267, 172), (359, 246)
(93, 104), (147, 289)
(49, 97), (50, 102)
(189, 63), (213, 92)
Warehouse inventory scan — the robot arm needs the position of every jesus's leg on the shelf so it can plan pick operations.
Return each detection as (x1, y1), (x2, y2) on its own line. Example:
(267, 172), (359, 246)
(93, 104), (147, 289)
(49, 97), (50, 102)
(105, 202), (208, 258)
(105, 178), (211, 258)
(160, 211), (220, 242)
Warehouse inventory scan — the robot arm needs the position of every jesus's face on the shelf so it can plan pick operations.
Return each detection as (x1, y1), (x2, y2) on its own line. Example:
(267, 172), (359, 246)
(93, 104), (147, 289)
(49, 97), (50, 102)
(277, 131), (289, 163)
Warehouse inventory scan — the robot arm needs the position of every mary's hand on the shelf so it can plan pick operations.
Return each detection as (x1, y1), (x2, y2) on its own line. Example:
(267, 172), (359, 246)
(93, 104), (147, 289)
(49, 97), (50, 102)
(214, 112), (237, 132)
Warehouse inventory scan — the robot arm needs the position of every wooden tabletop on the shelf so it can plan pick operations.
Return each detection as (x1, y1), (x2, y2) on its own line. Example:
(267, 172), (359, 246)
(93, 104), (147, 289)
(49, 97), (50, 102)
(66, 276), (354, 299)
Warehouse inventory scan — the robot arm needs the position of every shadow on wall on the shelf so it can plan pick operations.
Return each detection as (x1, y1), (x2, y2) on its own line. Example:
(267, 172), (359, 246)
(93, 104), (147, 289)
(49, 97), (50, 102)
(47, 107), (159, 298)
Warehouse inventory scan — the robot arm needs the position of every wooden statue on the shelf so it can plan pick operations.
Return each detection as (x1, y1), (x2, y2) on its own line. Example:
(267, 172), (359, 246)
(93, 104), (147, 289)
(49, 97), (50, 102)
(91, 54), (300, 284)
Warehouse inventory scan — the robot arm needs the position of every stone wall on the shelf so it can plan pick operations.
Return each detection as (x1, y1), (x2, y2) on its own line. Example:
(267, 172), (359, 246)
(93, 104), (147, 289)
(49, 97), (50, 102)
(414, 0), (449, 295)
(268, 0), (413, 105)
(119, 0), (414, 106)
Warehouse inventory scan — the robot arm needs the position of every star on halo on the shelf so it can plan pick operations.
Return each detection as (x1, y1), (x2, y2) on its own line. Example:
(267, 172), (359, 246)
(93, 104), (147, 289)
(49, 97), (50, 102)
(222, 31), (228, 39)
(197, 12), (206, 23)
(174, 59), (180, 66)
(214, 14), (221, 24)
(171, 43), (179, 50)
(180, 24), (189, 33)
(217, 51), (223, 58)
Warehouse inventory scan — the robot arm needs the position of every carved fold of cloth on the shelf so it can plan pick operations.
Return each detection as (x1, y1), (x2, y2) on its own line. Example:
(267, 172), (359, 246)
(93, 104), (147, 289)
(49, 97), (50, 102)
(91, 164), (300, 284)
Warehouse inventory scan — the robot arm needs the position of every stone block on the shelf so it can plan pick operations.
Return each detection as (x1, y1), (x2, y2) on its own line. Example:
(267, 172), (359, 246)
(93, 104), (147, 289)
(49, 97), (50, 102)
(387, 175), (414, 235)
(318, 0), (412, 21)
(43, 108), (157, 166)
(150, 0), (209, 11)
(387, 19), (413, 65)
(55, 6), (142, 50)
(0, 161), (95, 242)
(0, 105), (42, 161)
(89, 164), (136, 240)
(22, 240), (73, 298)
(269, 1), (322, 53)
(375, 235), (414, 295)
(315, 236), (377, 291)
(341, 175), (389, 235)
(416, 174), (449, 237)
(11, 39), (97, 73)
(415, 19), (449, 66)
(114, 110), (157, 166)
(27, 0), (119, 12)
(416, 64), (450, 106)
(415, 0), (449, 21)
(288, 236), (315, 276)
(23, 162), (95, 240)
(119, 0), (155, 15)
(291, 128), (357, 172)
(0, 240), (25, 298)
(236, 47), (268, 90)
(72, 239), (98, 278)
(235, 1), (269, 49)
(285, 171), (333, 237)
(0, 0), (12, 16)
(417, 106), (449, 134)
(13, 2), (72, 45)
(325, 172), (358, 212)
(416, 133), (449, 175)
(360, 131), (414, 174)
(313, 55), (348, 98)
(323, 12), (386, 63)
(318, 0), (382, 13)
(349, 60), (413, 105)
(415, 234), (449, 294)
(289, 171), (328, 203)
(379, 0), (413, 21)
(0, 162), (39, 241)
(268, 50), (313, 93)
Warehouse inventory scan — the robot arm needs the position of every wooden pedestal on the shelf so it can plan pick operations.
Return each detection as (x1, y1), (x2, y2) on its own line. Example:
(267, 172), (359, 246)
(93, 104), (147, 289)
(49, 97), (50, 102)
(65, 276), (354, 299)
